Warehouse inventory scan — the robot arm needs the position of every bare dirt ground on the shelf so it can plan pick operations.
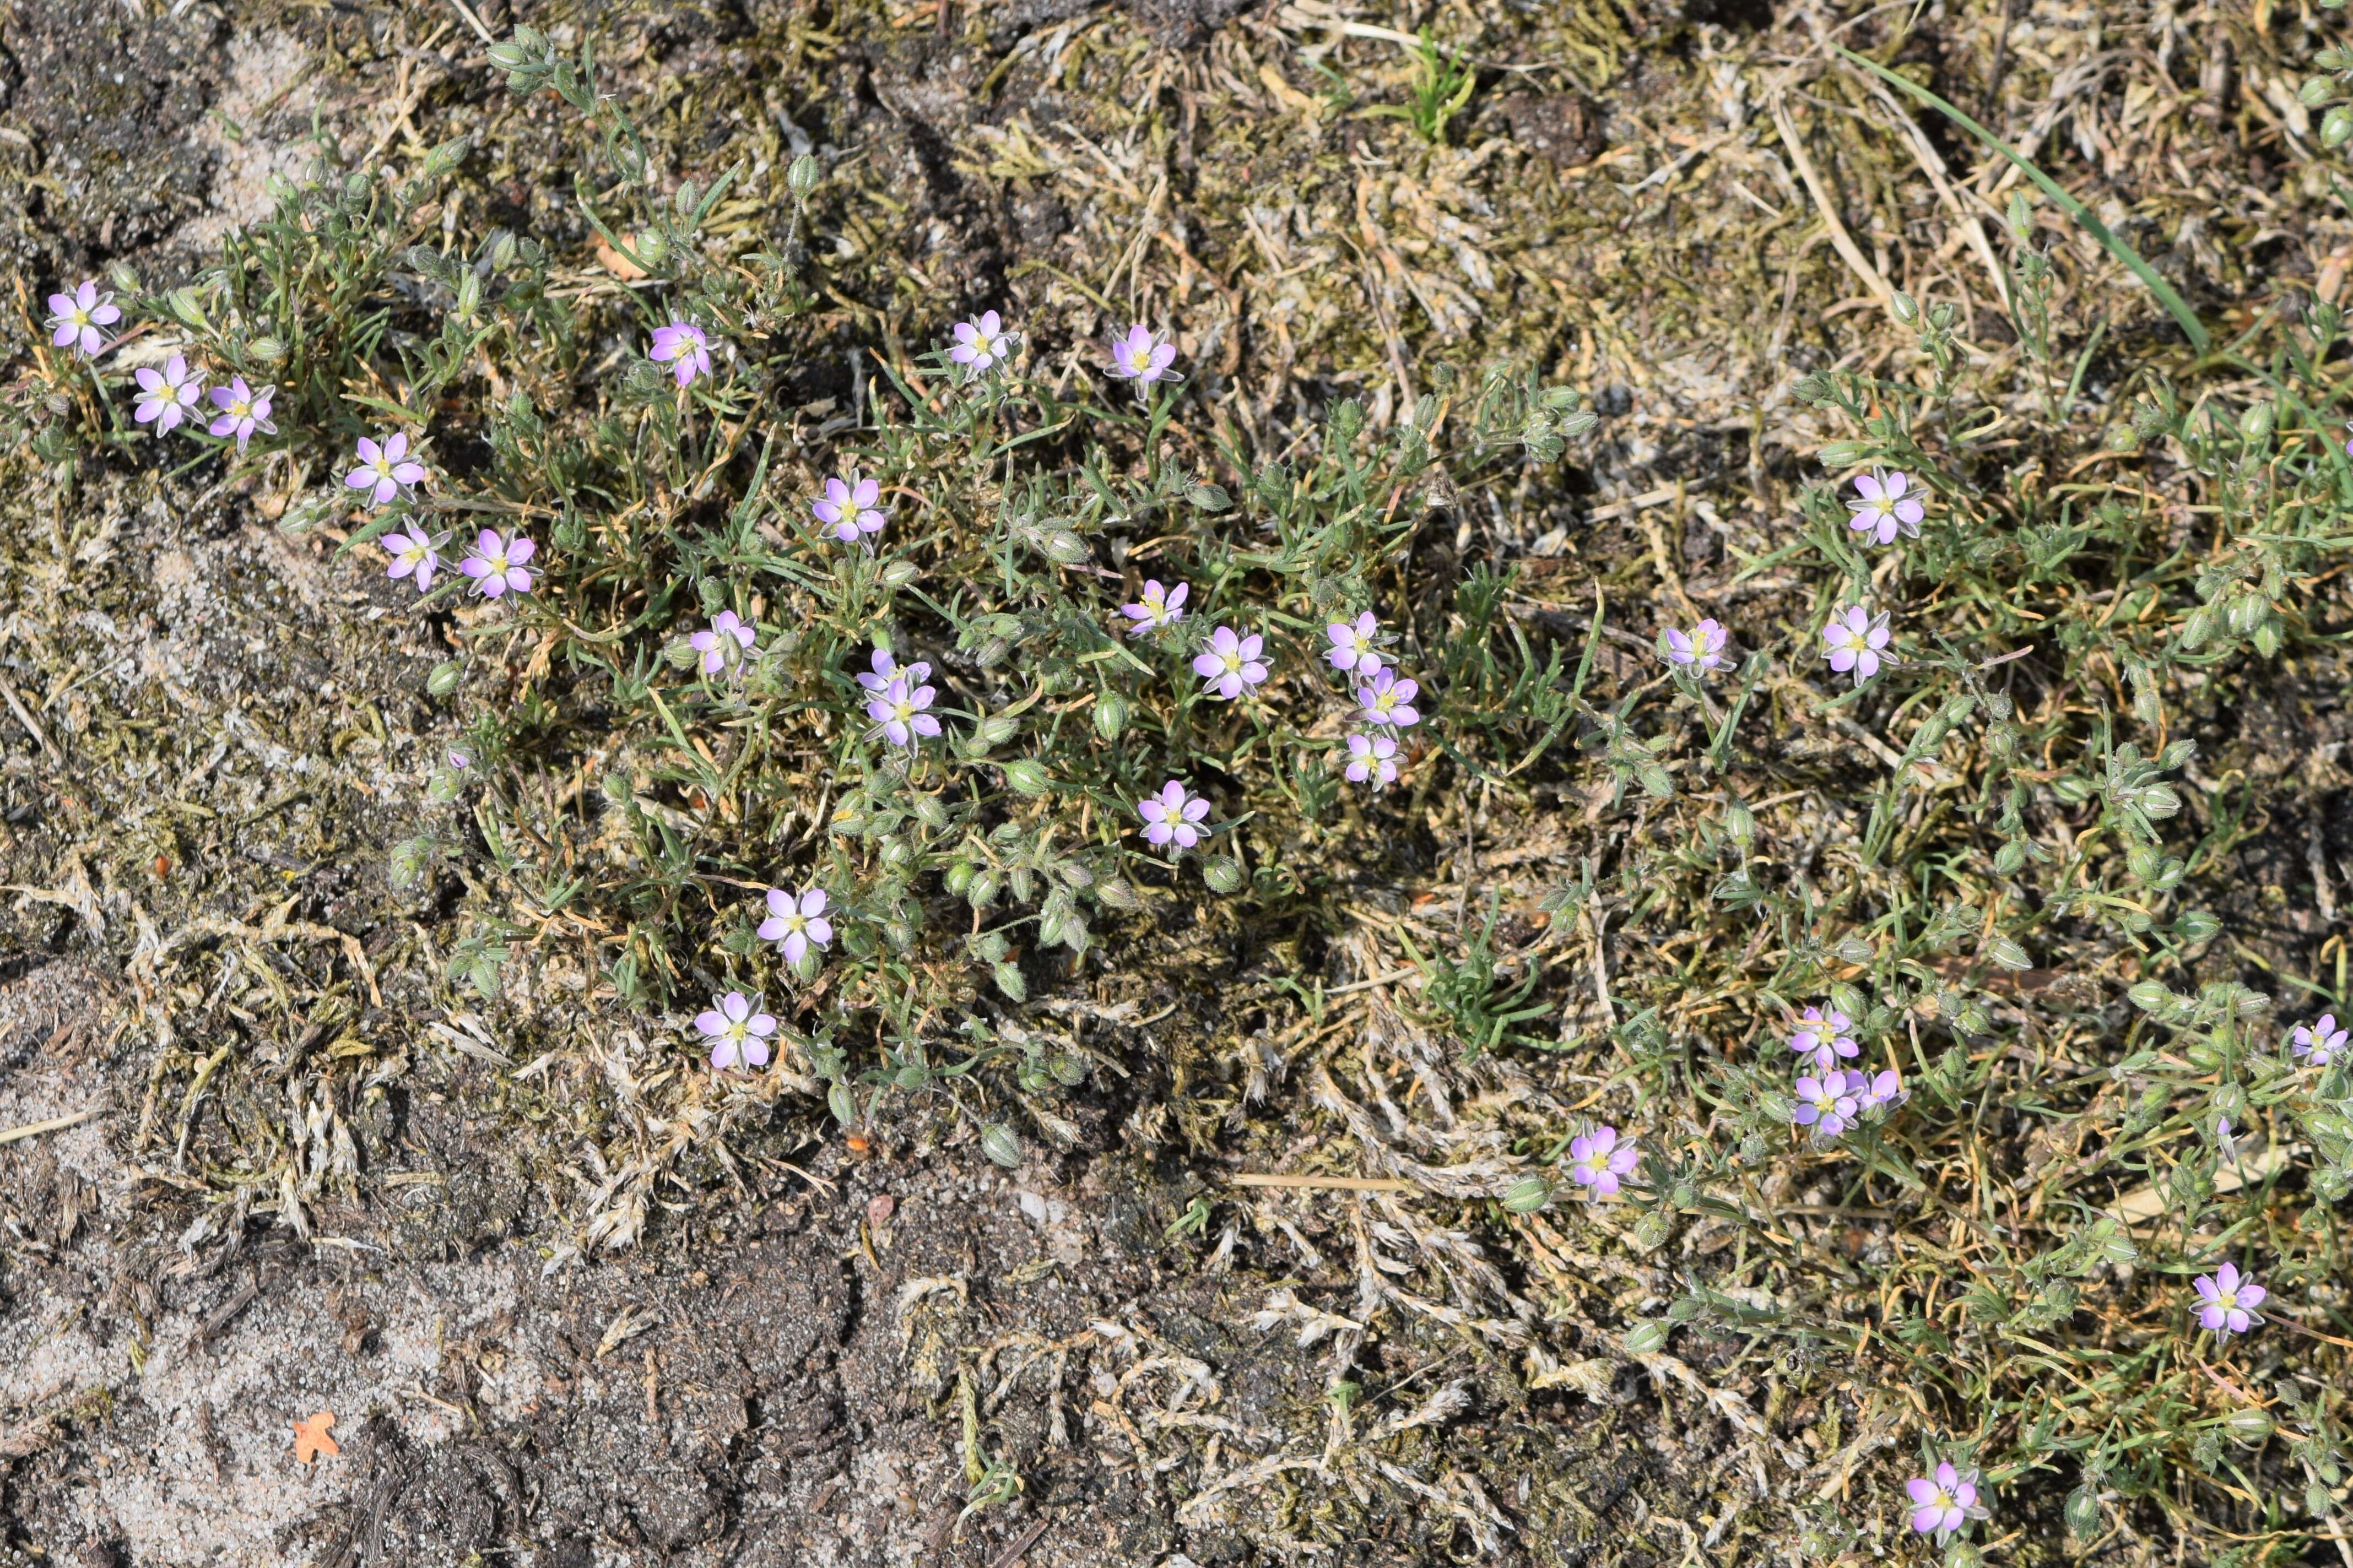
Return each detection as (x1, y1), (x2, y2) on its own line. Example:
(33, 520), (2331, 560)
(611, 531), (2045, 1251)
(5, 0), (2350, 1564)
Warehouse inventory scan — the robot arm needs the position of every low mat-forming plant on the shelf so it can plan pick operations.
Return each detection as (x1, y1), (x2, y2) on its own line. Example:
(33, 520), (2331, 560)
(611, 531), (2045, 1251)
(10, 16), (2353, 1561)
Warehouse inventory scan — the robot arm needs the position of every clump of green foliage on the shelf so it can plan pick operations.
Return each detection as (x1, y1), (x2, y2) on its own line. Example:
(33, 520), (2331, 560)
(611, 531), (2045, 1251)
(8, 14), (2353, 1563)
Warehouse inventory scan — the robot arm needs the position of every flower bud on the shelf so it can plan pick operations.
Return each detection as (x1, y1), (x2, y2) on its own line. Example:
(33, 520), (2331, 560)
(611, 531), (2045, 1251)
(944, 861), (975, 896)
(1092, 692), (1129, 741)
(1502, 1176), (1552, 1213)
(1094, 877), (1141, 912)
(2238, 402), (2276, 442)
(1622, 1319), (1672, 1355)
(426, 660), (463, 697)
(248, 336), (286, 365)
(827, 1082), (857, 1125)
(1003, 758), (1052, 796)
(993, 962), (1027, 1000)
(1201, 856), (1245, 894)
(422, 135), (472, 180)
(978, 1122), (1022, 1167)
(788, 154), (821, 197)
(2301, 75), (2335, 106)
(880, 559), (918, 588)
(2327, 105), (2353, 147)
(1993, 840), (2027, 876)
(1723, 799), (1754, 848)
(1890, 290), (1918, 324)
(1818, 441), (1869, 467)
(1629, 1211), (1673, 1251)
(2224, 1408), (2274, 1442)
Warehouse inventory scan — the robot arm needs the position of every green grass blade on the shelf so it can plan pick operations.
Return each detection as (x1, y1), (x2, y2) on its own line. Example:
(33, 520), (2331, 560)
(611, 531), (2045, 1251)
(1835, 44), (2209, 351)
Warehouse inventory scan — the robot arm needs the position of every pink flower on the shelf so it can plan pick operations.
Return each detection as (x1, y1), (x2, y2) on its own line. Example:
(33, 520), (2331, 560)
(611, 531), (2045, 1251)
(1356, 668), (1420, 730)
(1905, 1462), (1985, 1539)
(696, 990), (776, 1072)
(691, 611), (755, 676)
(650, 320), (713, 388)
(856, 646), (929, 692)
(1663, 618), (1728, 673)
(2292, 1013), (2346, 1067)
(1343, 731), (1398, 788)
(1788, 1005), (1858, 1072)
(1192, 625), (1268, 700)
(1847, 468), (1926, 545)
(458, 529), (537, 597)
(758, 887), (833, 963)
(1137, 780), (1210, 850)
(207, 376), (277, 451)
(345, 432), (428, 507)
(381, 529), (439, 593)
(45, 280), (120, 356)
(1107, 323), (1177, 386)
(864, 676), (940, 748)
(950, 310), (1014, 373)
(1326, 612), (1383, 674)
(2192, 1262), (2267, 1337)
(1567, 1126), (1639, 1196)
(1821, 604), (1891, 685)
(1793, 1071), (1862, 1141)
(812, 470), (885, 544)
(132, 355), (203, 433)
(1857, 1067), (1907, 1116)
(1121, 579), (1188, 636)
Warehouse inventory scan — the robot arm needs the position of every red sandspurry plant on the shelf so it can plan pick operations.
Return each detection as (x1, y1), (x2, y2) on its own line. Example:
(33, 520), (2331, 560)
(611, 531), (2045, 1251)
(17, 20), (2353, 1558)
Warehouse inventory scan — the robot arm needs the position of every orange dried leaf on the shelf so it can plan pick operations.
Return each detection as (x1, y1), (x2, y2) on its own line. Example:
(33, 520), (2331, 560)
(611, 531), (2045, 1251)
(292, 1410), (339, 1463)
(593, 235), (648, 281)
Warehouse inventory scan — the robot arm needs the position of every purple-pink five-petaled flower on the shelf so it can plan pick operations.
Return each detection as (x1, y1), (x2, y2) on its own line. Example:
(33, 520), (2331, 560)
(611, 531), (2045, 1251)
(382, 530), (439, 593)
(866, 677), (940, 748)
(1193, 626), (1269, 700)
(1663, 618), (1729, 674)
(1821, 605), (1891, 685)
(2193, 1262), (2266, 1337)
(459, 529), (536, 597)
(1857, 1068), (1906, 1115)
(759, 888), (833, 963)
(1107, 323), (1177, 386)
(1905, 1463), (1985, 1539)
(1357, 668), (1420, 730)
(1793, 1071), (1862, 1141)
(650, 320), (713, 388)
(1788, 1005), (1858, 1072)
(46, 280), (120, 355)
(1344, 732), (1398, 788)
(857, 647), (930, 692)
(1327, 613), (1383, 674)
(691, 612), (756, 676)
(133, 355), (204, 432)
(1122, 579), (1187, 636)
(950, 311), (1014, 373)
(1847, 468), (1926, 545)
(208, 376), (277, 451)
(1567, 1125), (1639, 1197)
(2293, 1013), (2346, 1067)
(1137, 780), (1210, 851)
(346, 433), (428, 507)
(696, 991), (776, 1072)
(812, 471), (886, 544)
